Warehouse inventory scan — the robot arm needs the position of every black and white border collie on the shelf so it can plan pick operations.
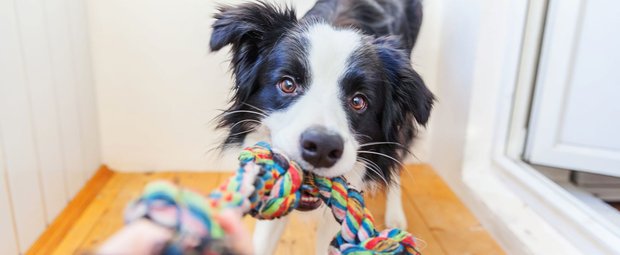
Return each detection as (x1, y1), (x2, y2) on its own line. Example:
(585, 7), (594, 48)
(210, 0), (433, 253)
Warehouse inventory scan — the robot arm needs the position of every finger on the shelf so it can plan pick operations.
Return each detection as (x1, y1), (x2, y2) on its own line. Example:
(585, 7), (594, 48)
(97, 219), (173, 255)
(215, 210), (253, 255)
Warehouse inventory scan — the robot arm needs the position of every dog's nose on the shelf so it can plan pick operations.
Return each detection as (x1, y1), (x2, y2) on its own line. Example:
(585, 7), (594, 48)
(300, 126), (344, 168)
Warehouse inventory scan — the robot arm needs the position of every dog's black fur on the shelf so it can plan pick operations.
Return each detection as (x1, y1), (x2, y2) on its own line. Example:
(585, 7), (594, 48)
(210, 0), (434, 185)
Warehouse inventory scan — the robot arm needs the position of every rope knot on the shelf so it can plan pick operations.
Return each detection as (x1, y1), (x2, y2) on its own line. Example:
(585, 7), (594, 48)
(240, 142), (304, 219)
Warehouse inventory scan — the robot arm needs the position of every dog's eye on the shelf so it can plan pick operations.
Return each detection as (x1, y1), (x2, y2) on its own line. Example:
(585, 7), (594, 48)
(277, 77), (298, 94)
(350, 94), (368, 112)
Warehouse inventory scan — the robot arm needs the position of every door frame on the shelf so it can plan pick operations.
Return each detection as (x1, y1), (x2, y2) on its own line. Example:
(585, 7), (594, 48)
(431, 0), (620, 253)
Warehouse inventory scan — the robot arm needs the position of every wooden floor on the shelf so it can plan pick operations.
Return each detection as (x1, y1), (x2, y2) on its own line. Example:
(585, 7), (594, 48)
(29, 164), (504, 255)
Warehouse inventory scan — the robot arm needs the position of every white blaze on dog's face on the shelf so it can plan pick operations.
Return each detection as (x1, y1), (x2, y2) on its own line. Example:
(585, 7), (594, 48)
(263, 24), (362, 177)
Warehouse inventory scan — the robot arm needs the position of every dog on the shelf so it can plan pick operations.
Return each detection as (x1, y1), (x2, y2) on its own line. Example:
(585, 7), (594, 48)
(210, 0), (433, 253)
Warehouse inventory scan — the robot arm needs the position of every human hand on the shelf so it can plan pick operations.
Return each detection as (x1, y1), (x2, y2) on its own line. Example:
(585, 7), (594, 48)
(97, 209), (252, 255)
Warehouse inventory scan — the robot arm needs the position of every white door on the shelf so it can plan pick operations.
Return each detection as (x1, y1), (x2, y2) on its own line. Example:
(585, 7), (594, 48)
(525, 0), (620, 177)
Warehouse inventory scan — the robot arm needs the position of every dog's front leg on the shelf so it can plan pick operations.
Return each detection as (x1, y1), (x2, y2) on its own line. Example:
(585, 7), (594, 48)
(253, 216), (289, 255)
(385, 177), (408, 229)
(314, 208), (341, 255)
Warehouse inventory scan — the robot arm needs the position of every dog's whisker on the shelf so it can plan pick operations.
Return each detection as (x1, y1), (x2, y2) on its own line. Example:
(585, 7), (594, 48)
(240, 102), (269, 115)
(360, 154), (414, 186)
(219, 141), (240, 151)
(219, 110), (268, 118)
(359, 141), (413, 153)
(353, 132), (372, 142)
(358, 141), (420, 162)
(229, 127), (259, 137)
(357, 161), (388, 187)
(364, 159), (389, 185)
(359, 141), (406, 148)
(357, 159), (389, 186)
(357, 150), (406, 169)
(348, 162), (369, 185)
(358, 157), (384, 176)
(205, 144), (222, 154)
(205, 139), (237, 155)
(229, 119), (262, 130)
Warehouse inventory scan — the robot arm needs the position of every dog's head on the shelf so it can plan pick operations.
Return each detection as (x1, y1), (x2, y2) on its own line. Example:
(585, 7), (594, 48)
(210, 2), (433, 185)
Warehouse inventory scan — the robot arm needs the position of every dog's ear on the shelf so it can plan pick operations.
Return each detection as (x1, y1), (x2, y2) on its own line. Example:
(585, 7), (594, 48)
(210, 2), (297, 51)
(210, 2), (297, 101)
(375, 36), (434, 140)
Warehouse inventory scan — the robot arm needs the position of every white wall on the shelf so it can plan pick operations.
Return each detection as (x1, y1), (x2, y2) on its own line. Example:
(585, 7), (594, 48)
(408, 0), (443, 162)
(426, 0), (482, 184)
(89, 0), (442, 172)
(0, 0), (100, 253)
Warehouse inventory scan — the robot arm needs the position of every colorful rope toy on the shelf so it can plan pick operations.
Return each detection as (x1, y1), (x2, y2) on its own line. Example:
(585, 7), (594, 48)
(125, 142), (420, 255)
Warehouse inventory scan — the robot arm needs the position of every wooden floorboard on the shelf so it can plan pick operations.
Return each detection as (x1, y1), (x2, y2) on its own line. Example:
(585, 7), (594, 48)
(51, 172), (130, 255)
(365, 184), (447, 255)
(403, 165), (504, 255)
(26, 166), (114, 255)
(33, 165), (504, 255)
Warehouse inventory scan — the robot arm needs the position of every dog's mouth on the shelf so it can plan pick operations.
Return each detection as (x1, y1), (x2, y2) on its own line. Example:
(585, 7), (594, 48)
(297, 190), (322, 211)
(296, 171), (323, 211)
